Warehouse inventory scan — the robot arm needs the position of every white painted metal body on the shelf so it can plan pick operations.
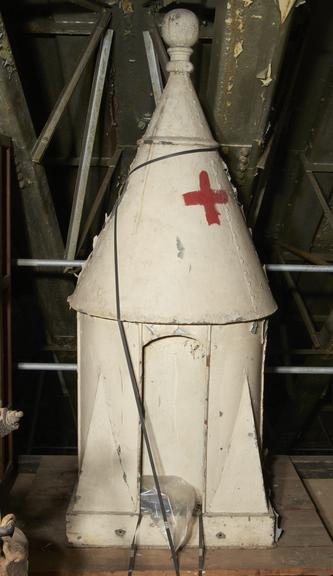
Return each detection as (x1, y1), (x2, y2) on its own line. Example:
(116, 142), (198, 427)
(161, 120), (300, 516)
(67, 9), (277, 548)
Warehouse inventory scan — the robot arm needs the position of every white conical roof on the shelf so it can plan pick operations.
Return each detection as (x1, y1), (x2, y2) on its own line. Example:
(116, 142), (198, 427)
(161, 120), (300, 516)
(69, 9), (277, 324)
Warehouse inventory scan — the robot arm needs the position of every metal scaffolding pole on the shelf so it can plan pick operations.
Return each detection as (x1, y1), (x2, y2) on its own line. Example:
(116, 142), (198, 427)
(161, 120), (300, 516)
(77, 149), (122, 253)
(31, 10), (112, 163)
(275, 250), (321, 349)
(15, 259), (84, 268)
(143, 31), (163, 106)
(15, 362), (333, 375)
(267, 264), (333, 272)
(17, 363), (77, 371)
(266, 367), (333, 375)
(65, 28), (114, 260)
(12, 260), (333, 272)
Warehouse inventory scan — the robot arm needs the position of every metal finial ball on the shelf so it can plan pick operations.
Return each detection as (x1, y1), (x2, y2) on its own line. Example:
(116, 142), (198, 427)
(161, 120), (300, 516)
(162, 9), (199, 49)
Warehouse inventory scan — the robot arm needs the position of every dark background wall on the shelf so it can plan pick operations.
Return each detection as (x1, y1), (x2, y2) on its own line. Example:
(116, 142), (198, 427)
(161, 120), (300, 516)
(0, 0), (332, 457)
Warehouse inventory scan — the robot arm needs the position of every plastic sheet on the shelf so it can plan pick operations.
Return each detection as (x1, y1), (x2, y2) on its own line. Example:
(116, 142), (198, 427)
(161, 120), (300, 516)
(140, 475), (196, 550)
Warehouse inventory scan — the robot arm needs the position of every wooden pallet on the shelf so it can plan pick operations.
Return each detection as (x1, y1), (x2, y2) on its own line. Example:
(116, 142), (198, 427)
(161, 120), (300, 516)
(5, 455), (333, 575)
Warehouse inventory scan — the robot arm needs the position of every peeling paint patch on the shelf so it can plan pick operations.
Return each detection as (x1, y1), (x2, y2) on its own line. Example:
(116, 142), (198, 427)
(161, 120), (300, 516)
(257, 63), (273, 87)
(176, 237), (185, 259)
(174, 326), (188, 336)
(277, 0), (297, 23)
(238, 20), (245, 32)
(120, 0), (134, 14)
(250, 321), (258, 334)
(0, 24), (17, 78)
(234, 41), (243, 59)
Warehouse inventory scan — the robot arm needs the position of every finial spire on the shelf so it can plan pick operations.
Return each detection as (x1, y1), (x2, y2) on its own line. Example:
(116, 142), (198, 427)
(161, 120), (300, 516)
(69, 8), (276, 324)
(162, 9), (199, 73)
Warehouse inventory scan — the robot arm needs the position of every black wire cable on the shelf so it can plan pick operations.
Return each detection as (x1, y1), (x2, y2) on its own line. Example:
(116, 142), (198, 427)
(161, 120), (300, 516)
(127, 515), (141, 576)
(198, 508), (205, 576)
(128, 145), (219, 177)
(113, 146), (216, 575)
(114, 204), (180, 576)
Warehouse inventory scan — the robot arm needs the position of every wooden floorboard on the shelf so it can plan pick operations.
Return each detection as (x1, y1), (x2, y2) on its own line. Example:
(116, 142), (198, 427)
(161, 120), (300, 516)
(4, 455), (333, 575)
(304, 478), (333, 538)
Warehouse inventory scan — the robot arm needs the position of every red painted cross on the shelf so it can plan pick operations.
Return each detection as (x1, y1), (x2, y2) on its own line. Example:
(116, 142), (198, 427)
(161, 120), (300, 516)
(183, 170), (228, 225)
